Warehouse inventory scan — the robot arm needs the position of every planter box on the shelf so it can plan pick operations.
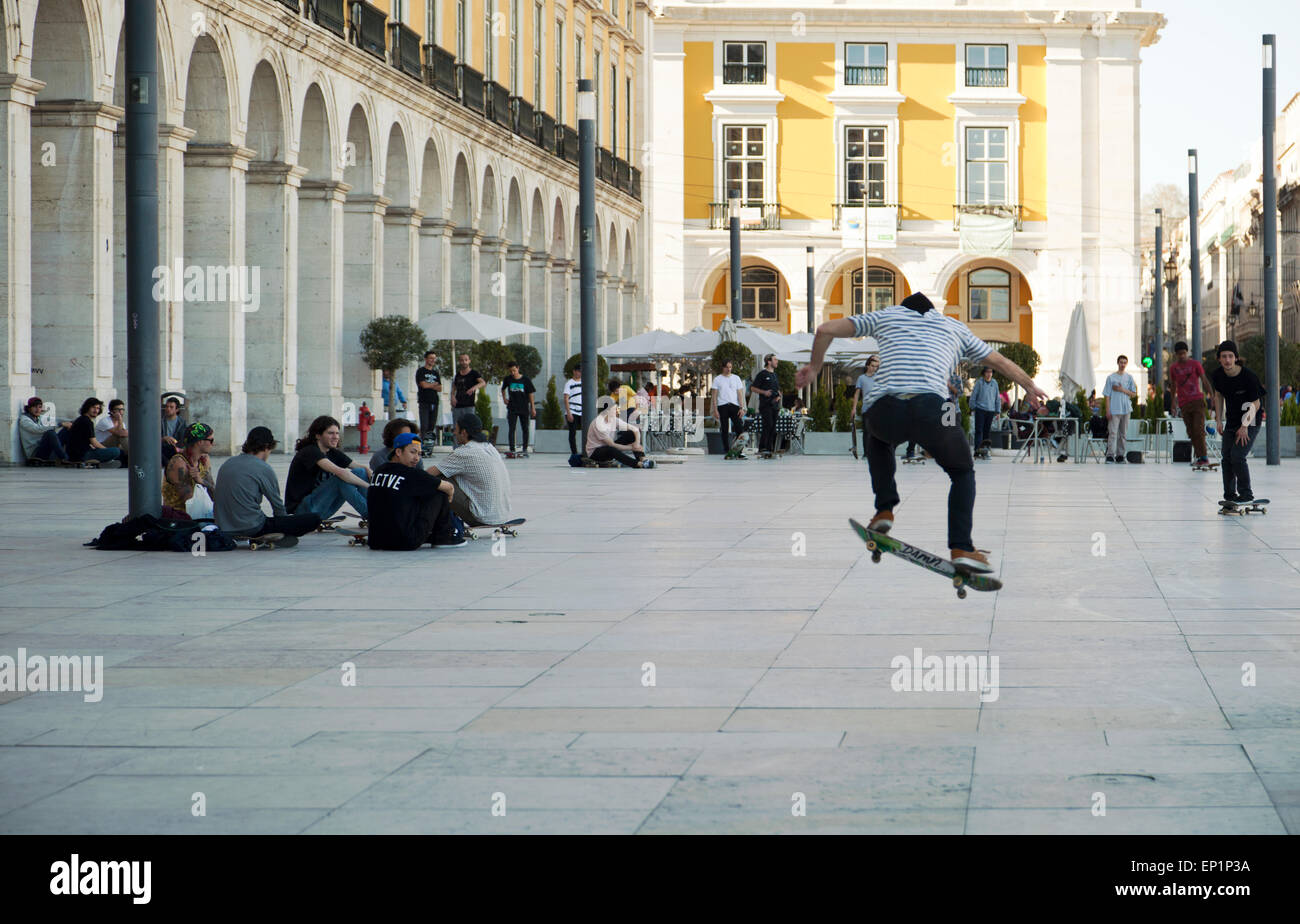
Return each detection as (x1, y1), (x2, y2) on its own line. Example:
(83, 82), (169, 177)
(531, 429), (574, 454)
(1251, 425), (1297, 458)
(800, 431), (856, 455)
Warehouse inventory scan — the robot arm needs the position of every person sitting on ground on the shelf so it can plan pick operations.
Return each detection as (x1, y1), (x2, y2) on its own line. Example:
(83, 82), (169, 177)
(162, 422), (216, 518)
(285, 415), (369, 521)
(214, 426), (322, 544)
(161, 396), (185, 462)
(427, 412), (516, 526)
(18, 397), (71, 464)
(367, 433), (467, 550)
(67, 397), (127, 468)
(586, 397), (655, 469)
(370, 418), (418, 474)
(95, 398), (129, 450)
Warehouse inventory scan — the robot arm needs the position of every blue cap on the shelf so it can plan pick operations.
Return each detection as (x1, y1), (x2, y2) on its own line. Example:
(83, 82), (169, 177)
(393, 432), (421, 450)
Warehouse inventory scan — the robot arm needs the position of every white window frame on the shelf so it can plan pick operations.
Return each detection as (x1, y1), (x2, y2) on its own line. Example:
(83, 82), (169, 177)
(720, 123), (769, 208)
(963, 126), (1011, 206)
(625, 73), (633, 161)
(721, 40), (769, 87)
(510, 0), (520, 93)
(427, 0), (437, 46)
(611, 61), (618, 157)
(594, 46), (602, 143)
(832, 109), (900, 212)
(843, 124), (889, 206)
(851, 266), (898, 314)
(555, 17), (565, 120)
(844, 42), (888, 88)
(456, 0), (467, 62)
(534, 1), (544, 105)
(952, 40), (1021, 98)
(485, 0), (495, 81)
(392, 0), (407, 26)
(963, 43), (1010, 90)
(956, 120), (1019, 208)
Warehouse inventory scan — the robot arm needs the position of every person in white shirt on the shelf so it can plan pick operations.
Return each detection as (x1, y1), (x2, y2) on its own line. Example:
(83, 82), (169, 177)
(711, 360), (746, 455)
(1102, 355), (1139, 463)
(563, 366), (584, 457)
(585, 398), (655, 468)
(94, 399), (128, 448)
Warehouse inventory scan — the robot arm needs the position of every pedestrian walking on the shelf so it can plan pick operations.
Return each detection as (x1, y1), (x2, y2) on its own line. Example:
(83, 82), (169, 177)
(1102, 356), (1138, 463)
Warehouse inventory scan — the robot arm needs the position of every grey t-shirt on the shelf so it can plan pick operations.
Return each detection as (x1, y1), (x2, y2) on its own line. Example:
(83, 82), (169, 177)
(214, 453), (287, 536)
(435, 439), (513, 524)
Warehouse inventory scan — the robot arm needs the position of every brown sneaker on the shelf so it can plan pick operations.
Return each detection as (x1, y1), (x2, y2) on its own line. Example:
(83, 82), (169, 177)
(868, 510), (894, 533)
(950, 548), (993, 573)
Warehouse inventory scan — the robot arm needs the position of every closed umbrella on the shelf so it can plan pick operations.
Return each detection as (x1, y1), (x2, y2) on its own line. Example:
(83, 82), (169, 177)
(1059, 302), (1094, 397)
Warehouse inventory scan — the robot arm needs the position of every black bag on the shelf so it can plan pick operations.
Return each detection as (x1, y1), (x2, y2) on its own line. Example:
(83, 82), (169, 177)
(1087, 416), (1109, 440)
(1126, 450), (1144, 464)
(89, 514), (235, 552)
(1172, 440), (1192, 463)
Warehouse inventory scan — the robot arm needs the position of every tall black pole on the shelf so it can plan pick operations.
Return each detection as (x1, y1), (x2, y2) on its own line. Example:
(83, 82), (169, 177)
(1262, 35), (1280, 465)
(1153, 210), (1164, 396)
(126, 0), (160, 515)
(578, 79), (598, 449)
(1188, 150), (1202, 362)
(728, 189), (741, 322)
(805, 246), (815, 333)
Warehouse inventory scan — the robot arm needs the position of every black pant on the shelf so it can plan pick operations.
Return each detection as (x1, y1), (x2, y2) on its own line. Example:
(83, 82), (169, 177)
(758, 403), (777, 453)
(860, 413), (870, 457)
(865, 395), (976, 552)
(973, 409), (995, 447)
(567, 416), (582, 455)
(507, 409), (529, 452)
(718, 403), (743, 451)
(418, 402), (438, 439)
(262, 512), (324, 537)
(1222, 425), (1259, 501)
(590, 431), (642, 467)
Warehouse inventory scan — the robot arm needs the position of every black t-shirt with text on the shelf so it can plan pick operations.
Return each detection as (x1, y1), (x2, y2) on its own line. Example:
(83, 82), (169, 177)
(453, 370), (484, 407)
(502, 375), (536, 414)
(366, 461), (447, 550)
(1211, 365), (1266, 431)
(285, 444), (354, 512)
(752, 369), (781, 408)
(67, 415), (95, 461)
(416, 366), (442, 406)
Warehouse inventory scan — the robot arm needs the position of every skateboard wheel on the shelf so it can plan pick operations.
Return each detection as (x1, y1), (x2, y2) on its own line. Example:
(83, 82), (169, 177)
(870, 551), (881, 564)
(952, 575), (963, 589)
(865, 540), (877, 552)
(956, 588), (967, 600)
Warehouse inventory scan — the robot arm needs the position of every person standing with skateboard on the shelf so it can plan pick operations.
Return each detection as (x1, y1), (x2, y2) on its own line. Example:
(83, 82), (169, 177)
(1167, 341), (1214, 467)
(563, 366), (584, 458)
(711, 360), (746, 456)
(795, 292), (1046, 573)
(500, 361), (536, 456)
(750, 353), (782, 458)
(850, 356), (880, 459)
(415, 351), (443, 444)
(450, 354), (486, 429)
(1102, 356), (1138, 463)
(1210, 340), (1265, 507)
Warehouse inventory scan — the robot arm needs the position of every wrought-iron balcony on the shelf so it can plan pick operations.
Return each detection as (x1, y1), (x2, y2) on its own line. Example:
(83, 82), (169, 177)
(953, 202), (1022, 231)
(965, 67), (1008, 88)
(388, 23), (420, 79)
(510, 96), (534, 139)
(458, 64), (485, 115)
(486, 82), (511, 130)
(832, 202), (902, 231)
(349, 1), (386, 60)
(536, 111), (557, 153)
(562, 125), (579, 164)
(277, 0), (301, 13)
(614, 157), (631, 193)
(595, 148), (613, 185)
(723, 63), (766, 85)
(630, 166), (641, 201)
(845, 65), (887, 86)
(708, 202), (782, 230)
(424, 44), (458, 99)
(309, 0), (345, 38)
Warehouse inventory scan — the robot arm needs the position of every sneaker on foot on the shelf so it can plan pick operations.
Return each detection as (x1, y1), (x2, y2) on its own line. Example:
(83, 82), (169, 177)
(1056, 452), (1068, 463)
(435, 536), (468, 548)
(640, 459), (656, 469)
(950, 548), (994, 573)
(1105, 456), (1115, 463)
(868, 510), (894, 533)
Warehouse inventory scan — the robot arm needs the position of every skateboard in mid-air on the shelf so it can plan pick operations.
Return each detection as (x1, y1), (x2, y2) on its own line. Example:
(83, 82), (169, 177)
(1218, 498), (1269, 516)
(233, 531), (289, 550)
(849, 518), (1002, 600)
(466, 517), (526, 540)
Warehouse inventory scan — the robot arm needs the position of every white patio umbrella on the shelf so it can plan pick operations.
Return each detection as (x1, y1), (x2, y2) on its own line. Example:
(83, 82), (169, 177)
(778, 332), (879, 363)
(597, 329), (691, 358)
(418, 308), (549, 345)
(1059, 302), (1094, 397)
(682, 319), (806, 358)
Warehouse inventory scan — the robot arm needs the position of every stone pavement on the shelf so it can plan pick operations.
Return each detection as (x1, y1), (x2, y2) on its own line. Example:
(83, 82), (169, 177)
(0, 452), (1296, 834)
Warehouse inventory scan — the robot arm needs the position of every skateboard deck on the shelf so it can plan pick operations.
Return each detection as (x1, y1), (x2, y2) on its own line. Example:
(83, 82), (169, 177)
(850, 419), (859, 460)
(849, 518), (1002, 599)
(337, 527), (369, 547)
(467, 517), (526, 540)
(723, 431), (749, 460)
(318, 513), (367, 531)
(233, 531), (288, 550)
(1218, 498), (1269, 516)
(1192, 461), (1220, 471)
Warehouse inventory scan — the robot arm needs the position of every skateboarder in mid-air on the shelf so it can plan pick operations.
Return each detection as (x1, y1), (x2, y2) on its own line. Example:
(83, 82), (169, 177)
(796, 292), (1047, 572)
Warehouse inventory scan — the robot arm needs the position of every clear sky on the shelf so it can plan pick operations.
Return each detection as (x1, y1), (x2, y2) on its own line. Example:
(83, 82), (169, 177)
(1141, 0), (1300, 192)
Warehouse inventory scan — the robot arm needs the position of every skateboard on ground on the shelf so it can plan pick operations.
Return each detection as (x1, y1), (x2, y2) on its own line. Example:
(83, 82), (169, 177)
(973, 440), (992, 461)
(850, 418), (859, 460)
(723, 430), (749, 460)
(317, 513), (367, 531)
(1218, 498), (1269, 516)
(1192, 461), (1220, 471)
(337, 527), (369, 547)
(901, 455), (927, 465)
(233, 531), (289, 550)
(466, 517), (526, 540)
(848, 518), (1003, 600)
(504, 451), (529, 459)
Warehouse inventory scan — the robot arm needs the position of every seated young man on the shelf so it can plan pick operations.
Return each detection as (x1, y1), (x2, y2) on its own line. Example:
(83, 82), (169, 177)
(285, 415), (369, 521)
(427, 412), (515, 527)
(367, 433), (466, 550)
(586, 398), (655, 469)
(17, 397), (71, 464)
(95, 398), (129, 449)
(67, 397), (126, 468)
(214, 426), (322, 544)
(370, 418), (417, 474)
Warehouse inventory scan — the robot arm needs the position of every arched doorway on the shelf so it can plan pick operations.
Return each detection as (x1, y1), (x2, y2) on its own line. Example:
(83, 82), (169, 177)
(942, 259), (1034, 347)
(822, 258), (911, 321)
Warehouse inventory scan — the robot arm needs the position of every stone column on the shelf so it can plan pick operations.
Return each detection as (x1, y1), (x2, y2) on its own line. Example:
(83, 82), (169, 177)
(158, 124), (195, 393)
(0, 74), (43, 460)
(604, 273), (622, 345)
(297, 180), (349, 435)
(479, 236), (507, 319)
(343, 193), (389, 411)
(505, 244), (529, 325)
(245, 161), (307, 444)
(182, 143), (254, 453)
(419, 217), (453, 318)
(621, 282), (637, 341)
(595, 271), (609, 346)
(384, 206), (422, 319)
(528, 252), (552, 381)
(550, 259), (573, 379)
(450, 226), (480, 312)
(31, 100), (123, 416)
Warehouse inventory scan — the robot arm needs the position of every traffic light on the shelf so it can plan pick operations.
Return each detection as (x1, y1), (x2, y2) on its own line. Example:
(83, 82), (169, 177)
(1142, 356), (1154, 369)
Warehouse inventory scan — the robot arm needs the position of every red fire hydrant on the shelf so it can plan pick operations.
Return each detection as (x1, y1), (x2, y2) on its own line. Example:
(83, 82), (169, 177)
(357, 403), (375, 455)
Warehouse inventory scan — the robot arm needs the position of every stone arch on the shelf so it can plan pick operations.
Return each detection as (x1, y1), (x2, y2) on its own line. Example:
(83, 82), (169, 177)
(246, 59), (285, 162)
(450, 151), (473, 226)
(32, 0), (95, 101)
(528, 189), (546, 252)
(939, 256), (1035, 345)
(111, 15), (174, 116)
(383, 120), (410, 206)
(698, 255), (791, 331)
(933, 251), (1035, 305)
(622, 229), (634, 280)
(182, 33), (233, 143)
(572, 205), (581, 262)
(605, 222), (619, 276)
(551, 197), (566, 257)
(418, 136), (444, 218)
(479, 163), (500, 237)
(298, 81), (333, 181)
(342, 102), (375, 195)
(504, 176), (524, 244)
(818, 254), (913, 318)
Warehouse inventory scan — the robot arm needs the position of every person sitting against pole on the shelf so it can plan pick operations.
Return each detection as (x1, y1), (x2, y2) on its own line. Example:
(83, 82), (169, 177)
(67, 397), (127, 469)
(162, 422), (216, 518)
(367, 433), (467, 550)
(285, 415), (369, 521)
(427, 412), (516, 526)
(370, 418), (418, 475)
(586, 397), (656, 469)
(214, 427), (322, 544)
(18, 397), (71, 464)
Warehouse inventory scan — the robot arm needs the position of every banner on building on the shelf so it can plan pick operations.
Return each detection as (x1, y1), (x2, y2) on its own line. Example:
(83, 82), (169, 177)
(840, 207), (898, 250)
(958, 212), (1014, 256)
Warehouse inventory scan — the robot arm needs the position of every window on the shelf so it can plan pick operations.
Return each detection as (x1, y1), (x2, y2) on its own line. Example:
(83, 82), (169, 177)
(845, 126), (886, 205)
(534, 2), (543, 104)
(968, 268), (1011, 321)
(965, 127), (1008, 205)
(556, 20), (565, 120)
(510, 0), (519, 93)
(741, 267), (779, 321)
(723, 42), (766, 85)
(594, 50), (601, 139)
(966, 44), (1008, 88)
(723, 125), (766, 206)
(576, 34), (583, 79)
(852, 267), (896, 314)
(427, 0), (437, 46)
(845, 43), (886, 86)
(625, 76), (632, 160)
(485, 0), (494, 80)
(392, 0), (406, 24)
(611, 63), (617, 156)
(456, 0), (466, 61)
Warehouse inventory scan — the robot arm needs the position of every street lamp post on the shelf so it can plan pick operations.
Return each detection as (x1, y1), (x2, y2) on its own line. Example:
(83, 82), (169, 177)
(1164, 251), (1180, 345)
(1153, 209), (1164, 393)
(729, 189), (742, 322)
(1188, 150), (1203, 361)
(578, 79), (597, 448)
(805, 246), (815, 334)
(1262, 34), (1280, 465)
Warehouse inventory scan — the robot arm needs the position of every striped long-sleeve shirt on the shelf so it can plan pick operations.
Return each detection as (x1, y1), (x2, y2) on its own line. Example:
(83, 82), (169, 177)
(848, 307), (993, 411)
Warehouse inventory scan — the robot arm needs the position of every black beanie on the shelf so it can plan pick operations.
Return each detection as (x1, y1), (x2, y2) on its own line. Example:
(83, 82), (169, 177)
(1217, 340), (1238, 357)
(901, 292), (934, 313)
